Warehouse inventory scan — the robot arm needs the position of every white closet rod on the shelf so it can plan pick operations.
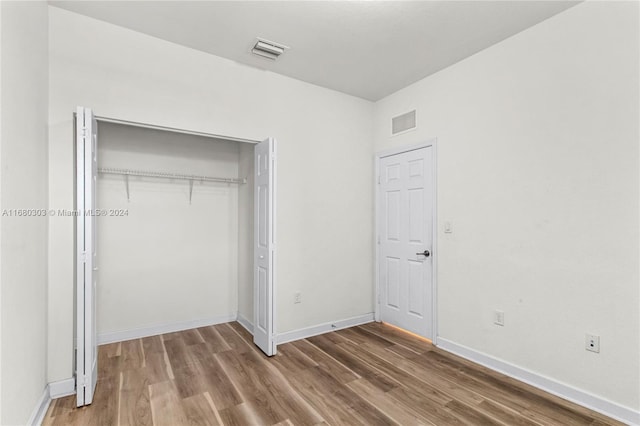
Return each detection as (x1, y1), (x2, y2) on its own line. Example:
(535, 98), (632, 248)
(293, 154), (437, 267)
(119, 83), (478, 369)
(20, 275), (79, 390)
(98, 167), (246, 184)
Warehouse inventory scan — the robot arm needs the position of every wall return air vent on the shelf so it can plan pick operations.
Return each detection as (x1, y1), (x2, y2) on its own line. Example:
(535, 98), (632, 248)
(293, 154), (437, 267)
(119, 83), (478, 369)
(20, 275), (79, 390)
(392, 110), (417, 135)
(252, 38), (289, 60)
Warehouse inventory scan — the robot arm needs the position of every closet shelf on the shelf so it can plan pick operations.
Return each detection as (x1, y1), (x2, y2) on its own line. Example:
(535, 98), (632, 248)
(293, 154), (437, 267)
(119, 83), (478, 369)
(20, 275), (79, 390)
(98, 167), (246, 184)
(98, 167), (246, 204)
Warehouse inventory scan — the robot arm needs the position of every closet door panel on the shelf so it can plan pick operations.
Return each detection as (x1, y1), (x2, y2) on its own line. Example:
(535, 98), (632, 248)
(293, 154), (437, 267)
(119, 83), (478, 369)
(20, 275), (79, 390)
(75, 106), (99, 406)
(253, 138), (276, 356)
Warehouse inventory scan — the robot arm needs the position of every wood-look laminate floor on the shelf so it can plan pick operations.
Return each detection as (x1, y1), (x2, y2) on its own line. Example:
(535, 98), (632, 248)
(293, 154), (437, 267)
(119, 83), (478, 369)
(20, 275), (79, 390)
(44, 322), (622, 426)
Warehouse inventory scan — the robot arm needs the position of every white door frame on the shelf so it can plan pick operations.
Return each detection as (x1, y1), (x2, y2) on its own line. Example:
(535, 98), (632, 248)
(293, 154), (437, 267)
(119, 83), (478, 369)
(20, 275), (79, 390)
(374, 139), (438, 344)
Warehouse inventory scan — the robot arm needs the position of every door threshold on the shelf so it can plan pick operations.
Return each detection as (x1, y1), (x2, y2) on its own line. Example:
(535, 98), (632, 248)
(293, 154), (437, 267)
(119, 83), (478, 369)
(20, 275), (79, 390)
(381, 322), (432, 344)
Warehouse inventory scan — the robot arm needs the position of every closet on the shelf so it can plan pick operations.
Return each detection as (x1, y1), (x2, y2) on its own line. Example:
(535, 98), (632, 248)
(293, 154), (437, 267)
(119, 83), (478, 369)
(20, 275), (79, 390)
(74, 107), (276, 407)
(97, 122), (245, 335)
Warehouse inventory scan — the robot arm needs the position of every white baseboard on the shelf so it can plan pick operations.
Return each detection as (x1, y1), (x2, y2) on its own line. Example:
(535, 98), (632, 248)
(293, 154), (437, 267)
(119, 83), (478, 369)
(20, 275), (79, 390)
(97, 313), (238, 345)
(276, 313), (375, 345)
(236, 312), (254, 335)
(49, 378), (76, 399)
(27, 385), (51, 426)
(437, 338), (640, 426)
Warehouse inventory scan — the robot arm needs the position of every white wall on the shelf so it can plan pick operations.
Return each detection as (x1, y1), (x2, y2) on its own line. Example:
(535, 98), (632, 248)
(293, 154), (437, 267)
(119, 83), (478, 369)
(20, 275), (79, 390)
(96, 123), (241, 337)
(48, 6), (374, 382)
(374, 1), (639, 413)
(0, 1), (49, 424)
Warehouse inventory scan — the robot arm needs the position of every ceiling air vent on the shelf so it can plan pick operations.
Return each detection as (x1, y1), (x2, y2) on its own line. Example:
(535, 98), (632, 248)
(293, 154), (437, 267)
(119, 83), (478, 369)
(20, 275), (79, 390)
(252, 38), (289, 60)
(392, 110), (417, 135)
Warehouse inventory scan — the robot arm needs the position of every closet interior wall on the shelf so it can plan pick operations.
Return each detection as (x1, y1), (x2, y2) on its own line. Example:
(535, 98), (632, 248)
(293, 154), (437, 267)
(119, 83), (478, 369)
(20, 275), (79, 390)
(96, 122), (249, 339)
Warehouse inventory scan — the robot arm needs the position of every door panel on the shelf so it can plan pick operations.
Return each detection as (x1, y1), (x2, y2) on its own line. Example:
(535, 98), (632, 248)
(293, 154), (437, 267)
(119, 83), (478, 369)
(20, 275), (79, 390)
(386, 191), (401, 240)
(379, 146), (434, 338)
(258, 266), (267, 329)
(386, 257), (401, 309)
(408, 260), (424, 316)
(254, 138), (277, 356)
(258, 185), (267, 247)
(408, 188), (424, 242)
(76, 106), (98, 406)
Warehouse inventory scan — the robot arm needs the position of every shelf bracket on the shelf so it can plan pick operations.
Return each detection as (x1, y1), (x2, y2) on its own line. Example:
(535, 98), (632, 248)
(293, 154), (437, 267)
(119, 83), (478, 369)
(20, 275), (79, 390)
(189, 179), (194, 204)
(125, 174), (130, 202)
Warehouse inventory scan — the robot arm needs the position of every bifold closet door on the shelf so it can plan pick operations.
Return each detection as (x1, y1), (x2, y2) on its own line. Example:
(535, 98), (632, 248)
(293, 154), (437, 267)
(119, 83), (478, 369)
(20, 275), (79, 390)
(254, 138), (277, 356)
(75, 106), (99, 406)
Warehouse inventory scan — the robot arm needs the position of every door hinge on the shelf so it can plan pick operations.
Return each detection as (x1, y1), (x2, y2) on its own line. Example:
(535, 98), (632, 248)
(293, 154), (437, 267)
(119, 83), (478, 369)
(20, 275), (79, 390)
(377, 175), (381, 184)
(80, 251), (88, 263)
(377, 236), (380, 244)
(77, 374), (89, 388)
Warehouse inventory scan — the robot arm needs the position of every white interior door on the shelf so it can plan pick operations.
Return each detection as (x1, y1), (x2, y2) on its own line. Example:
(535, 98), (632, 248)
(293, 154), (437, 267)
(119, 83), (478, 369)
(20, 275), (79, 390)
(254, 138), (277, 356)
(76, 106), (98, 406)
(378, 146), (434, 339)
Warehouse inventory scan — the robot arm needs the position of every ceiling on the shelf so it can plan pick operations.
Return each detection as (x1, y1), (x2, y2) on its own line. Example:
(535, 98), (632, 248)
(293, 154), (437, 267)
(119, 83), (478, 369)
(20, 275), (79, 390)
(49, 1), (579, 101)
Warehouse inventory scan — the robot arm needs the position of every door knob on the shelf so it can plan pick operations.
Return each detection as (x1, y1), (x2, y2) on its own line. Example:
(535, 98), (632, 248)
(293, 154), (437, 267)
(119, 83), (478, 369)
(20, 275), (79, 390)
(416, 250), (430, 257)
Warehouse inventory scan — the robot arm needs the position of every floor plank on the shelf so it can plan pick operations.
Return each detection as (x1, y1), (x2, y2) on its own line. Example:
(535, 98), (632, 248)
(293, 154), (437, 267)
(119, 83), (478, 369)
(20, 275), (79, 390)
(181, 393), (222, 426)
(44, 322), (625, 426)
(149, 380), (189, 426)
(119, 369), (153, 426)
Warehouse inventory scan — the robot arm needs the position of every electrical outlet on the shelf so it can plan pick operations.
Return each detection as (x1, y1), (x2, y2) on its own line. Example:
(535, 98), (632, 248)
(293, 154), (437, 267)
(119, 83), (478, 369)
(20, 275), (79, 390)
(294, 292), (302, 304)
(585, 334), (600, 353)
(493, 310), (505, 326)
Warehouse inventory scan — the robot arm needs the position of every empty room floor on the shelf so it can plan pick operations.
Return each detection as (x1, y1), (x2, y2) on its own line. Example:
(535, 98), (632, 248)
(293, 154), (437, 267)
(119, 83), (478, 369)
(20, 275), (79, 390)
(43, 322), (621, 425)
